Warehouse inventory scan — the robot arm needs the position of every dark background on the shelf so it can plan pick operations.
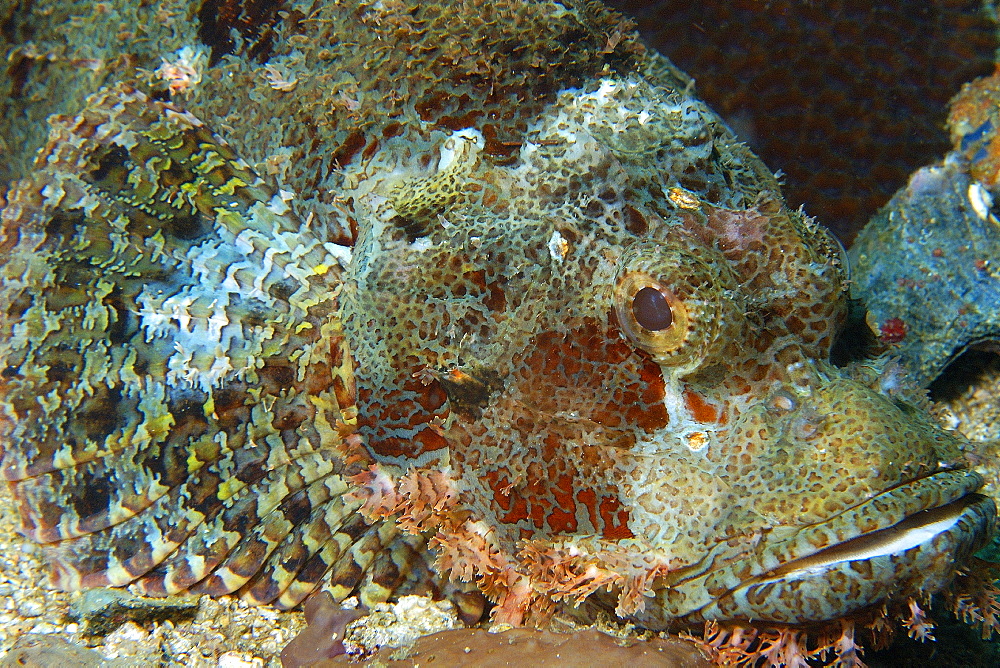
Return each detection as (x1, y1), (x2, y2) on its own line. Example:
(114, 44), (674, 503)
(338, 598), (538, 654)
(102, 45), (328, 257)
(605, 0), (997, 245)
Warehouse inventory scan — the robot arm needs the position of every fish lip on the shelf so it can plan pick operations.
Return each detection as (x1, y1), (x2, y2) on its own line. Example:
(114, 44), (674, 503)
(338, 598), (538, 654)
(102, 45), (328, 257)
(666, 470), (996, 626)
(763, 491), (993, 584)
(769, 468), (988, 565)
(751, 468), (991, 583)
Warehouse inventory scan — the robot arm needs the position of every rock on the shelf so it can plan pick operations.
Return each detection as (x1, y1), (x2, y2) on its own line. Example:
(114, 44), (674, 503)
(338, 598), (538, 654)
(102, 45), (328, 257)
(333, 627), (712, 667)
(344, 595), (460, 656)
(70, 588), (200, 636)
(850, 159), (1000, 388)
(0, 634), (104, 668)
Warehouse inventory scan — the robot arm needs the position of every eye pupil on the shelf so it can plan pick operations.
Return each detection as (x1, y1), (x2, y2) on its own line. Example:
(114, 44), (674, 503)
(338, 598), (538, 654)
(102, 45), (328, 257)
(632, 286), (672, 331)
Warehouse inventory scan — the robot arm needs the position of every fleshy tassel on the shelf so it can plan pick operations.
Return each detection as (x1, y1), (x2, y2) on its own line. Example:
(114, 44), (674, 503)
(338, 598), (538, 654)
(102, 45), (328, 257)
(946, 557), (1000, 640)
(903, 598), (935, 642)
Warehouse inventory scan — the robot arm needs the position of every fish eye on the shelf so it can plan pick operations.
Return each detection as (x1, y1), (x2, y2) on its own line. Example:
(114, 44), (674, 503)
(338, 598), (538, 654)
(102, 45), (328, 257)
(614, 271), (691, 362)
(613, 239), (744, 370)
(631, 286), (673, 331)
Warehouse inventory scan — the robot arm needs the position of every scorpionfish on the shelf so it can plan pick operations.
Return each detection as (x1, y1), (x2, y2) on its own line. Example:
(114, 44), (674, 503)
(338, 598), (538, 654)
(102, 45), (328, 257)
(0, 0), (995, 661)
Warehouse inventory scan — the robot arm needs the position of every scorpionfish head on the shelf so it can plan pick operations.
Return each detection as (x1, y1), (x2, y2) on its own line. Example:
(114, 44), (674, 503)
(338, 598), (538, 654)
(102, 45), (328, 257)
(343, 78), (994, 628)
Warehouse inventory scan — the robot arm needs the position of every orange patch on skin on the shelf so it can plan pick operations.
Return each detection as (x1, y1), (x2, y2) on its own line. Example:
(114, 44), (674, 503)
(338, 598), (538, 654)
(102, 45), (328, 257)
(684, 389), (722, 424)
(408, 376), (448, 412)
(484, 282), (507, 312)
(592, 406), (624, 428)
(598, 494), (634, 540)
(487, 467), (583, 535)
(636, 359), (670, 425)
(518, 322), (670, 433)
(547, 506), (577, 533)
(505, 496), (530, 525)
(548, 473), (578, 533)
(359, 374), (451, 460)
(542, 433), (560, 461)
(485, 471), (514, 511)
(412, 426), (449, 453)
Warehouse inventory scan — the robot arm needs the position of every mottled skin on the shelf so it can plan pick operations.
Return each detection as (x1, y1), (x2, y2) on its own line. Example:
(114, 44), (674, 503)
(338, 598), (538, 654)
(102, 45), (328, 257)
(0, 0), (995, 656)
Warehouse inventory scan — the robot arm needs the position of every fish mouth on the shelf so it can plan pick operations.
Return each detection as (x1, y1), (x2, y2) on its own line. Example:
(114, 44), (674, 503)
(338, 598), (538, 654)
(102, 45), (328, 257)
(661, 470), (996, 626)
(763, 493), (991, 585)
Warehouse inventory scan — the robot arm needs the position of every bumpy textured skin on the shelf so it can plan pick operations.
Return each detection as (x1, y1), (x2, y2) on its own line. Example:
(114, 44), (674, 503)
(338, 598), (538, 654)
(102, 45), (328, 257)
(0, 0), (995, 647)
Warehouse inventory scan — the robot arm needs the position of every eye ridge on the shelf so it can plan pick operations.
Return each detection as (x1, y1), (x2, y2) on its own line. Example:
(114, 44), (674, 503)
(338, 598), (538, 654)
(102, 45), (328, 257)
(631, 285), (673, 331)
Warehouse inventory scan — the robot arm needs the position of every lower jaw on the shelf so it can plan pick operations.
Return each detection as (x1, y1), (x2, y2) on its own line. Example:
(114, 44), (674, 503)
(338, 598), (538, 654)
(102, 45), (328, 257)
(686, 492), (996, 626)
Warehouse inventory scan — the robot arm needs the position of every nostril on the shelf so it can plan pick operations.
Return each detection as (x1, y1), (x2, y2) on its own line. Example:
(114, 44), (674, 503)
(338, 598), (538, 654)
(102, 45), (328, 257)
(793, 416), (821, 440)
(767, 390), (797, 413)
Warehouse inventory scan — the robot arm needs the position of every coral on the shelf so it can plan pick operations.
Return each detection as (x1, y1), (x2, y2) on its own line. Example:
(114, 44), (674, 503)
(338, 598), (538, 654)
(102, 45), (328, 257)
(949, 68), (1000, 187)
(877, 317), (908, 345)
(343, 627), (712, 667)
